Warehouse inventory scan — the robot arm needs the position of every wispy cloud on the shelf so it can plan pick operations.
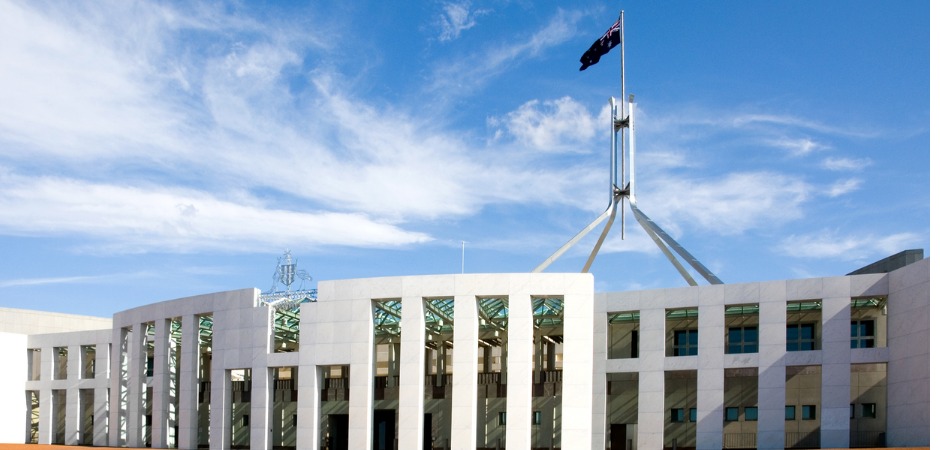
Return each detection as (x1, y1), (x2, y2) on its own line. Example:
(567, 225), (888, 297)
(775, 230), (922, 261)
(0, 272), (148, 288)
(821, 156), (872, 171)
(426, 9), (583, 96)
(0, 173), (431, 253)
(824, 178), (862, 197)
(437, 1), (488, 42)
(487, 96), (601, 153)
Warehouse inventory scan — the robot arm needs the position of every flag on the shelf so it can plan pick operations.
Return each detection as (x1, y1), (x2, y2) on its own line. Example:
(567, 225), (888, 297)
(579, 17), (621, 71)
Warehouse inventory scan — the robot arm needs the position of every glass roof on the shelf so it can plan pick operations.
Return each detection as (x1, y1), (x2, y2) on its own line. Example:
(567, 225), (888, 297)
(532, 296), (564, 328)
(373, 299), (402, 339)
(608, 311), (639, 324)
(725, 304), (759, 316)
(425, 298), (454, 335)
(851, 296), (887, 308)
(787, 301), (822, 311)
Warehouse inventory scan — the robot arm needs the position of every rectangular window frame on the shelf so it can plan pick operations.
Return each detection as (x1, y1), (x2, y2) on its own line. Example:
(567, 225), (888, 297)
(724, 407), (739, 422)
(851, 320), (876, 348)
(785, 405), (796, 420)
(786, 323), (816, 351)
(673, 329), (699, 356)
(743, 406), (758, 421)
(727, 326), (759, 354)
(802, 404), (817, 420)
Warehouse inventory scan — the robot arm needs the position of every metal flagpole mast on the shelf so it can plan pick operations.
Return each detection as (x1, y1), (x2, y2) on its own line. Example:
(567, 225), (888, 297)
(619, 9), (627, 238)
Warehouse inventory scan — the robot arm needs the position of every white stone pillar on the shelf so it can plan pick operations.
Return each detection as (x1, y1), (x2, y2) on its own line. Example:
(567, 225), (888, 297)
(451, 294), (478, 450)
(152, 319), (170, 448)
(348, 298), (375, 450)
(108, 326), (127, 447)
(696, 285), (726, 449)
(821, 289), (851, 448)
(505, 292), (533, 449)
(65, 346), (80, 445)
(251, 367), (273, 450)
(560, 280), (594, 449)
(757, 281), (786, 449)
(127, 322), (147, 448)
(637, 307), (665, 449)
(177, 314), (199, 450)
(209, 366), (230, 450)
(296, 364), (320, 450)
(398, 296), (426, 450)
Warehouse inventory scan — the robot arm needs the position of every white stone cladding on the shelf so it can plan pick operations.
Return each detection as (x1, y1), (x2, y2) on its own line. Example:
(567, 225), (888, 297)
(0, 258), (929, 449)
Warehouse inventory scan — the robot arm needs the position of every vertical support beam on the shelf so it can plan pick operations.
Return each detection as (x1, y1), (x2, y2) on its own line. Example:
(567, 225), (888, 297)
(348, 298), (376, 450)
(451, 294), (478, 450)
(127, 322), (146, 448)
(757, 281), (786, 449)
(251, 367), (273, 450)
(398, 296), (426, 450)
(505, 292), (533, 449)
(561, 279), (594, 449)
(65, 346), (80, 445)
(38, 389), (53, 444)
(209, 365), (230, 449)
(94, 341), (111, 447)
(152, 319), (170, 448)
(297, 365), (320, 450)
(695, 286), (726, 449)
(636, 307), (665, 449)
(109, 327), (127, 447)
(821, 293), (851, 448)
(178, 314), (199, 450)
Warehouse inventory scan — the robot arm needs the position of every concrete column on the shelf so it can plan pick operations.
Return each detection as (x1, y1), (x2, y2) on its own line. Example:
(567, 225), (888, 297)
(93, 386), (109, 447)
(209, 365), (230, 450)
(757, 281), (786, 449)
(505, 292), (533, 449)
(696, 286), (726, 449)
(637, 307), (665, 449)
(296, 364), (320, 450)
(108, 326), (127, 447)
(560, 282), (594, 449)
(65, 346), (81, 445)
(152, 319), (170, 448)
(398, 296), (426, 450)
(126, 322), (147, 448)
(348, 298), (375, 450)
(250, 367), (272, 450)
(821, 294), (851, 448)
(451, 294), (478, 450)
(38, 389), (53, 444)
(177, 314), (199, 450)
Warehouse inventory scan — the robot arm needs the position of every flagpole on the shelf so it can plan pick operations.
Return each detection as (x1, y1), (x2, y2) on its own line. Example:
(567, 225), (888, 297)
(619, 9), (627, 238)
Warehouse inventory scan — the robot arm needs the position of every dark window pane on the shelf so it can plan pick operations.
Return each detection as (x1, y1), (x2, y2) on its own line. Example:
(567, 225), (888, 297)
(785, 405), (796, 420)
(744, 407), (758, 421)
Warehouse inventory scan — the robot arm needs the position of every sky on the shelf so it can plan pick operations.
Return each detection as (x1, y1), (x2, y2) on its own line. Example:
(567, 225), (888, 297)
(0, 0), (930, 317)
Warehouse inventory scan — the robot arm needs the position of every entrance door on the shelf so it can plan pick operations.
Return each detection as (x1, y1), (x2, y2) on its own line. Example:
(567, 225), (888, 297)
(373, 409), (396, 450)
(328, 414), (349, 450)
(611, 423), (627, 450)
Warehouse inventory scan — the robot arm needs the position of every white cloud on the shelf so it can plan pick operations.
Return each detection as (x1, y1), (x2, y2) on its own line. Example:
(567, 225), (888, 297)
(426, 9), (582, 96)
(640, 172), (811, 235)
(0, 174), (431, 253)
(824, 178), (862, 197)
(775, 230), (922, 261)
(489, 97), (600, 152)
(437, 2), (488, 42)
(821, 156), (872, 171)
(762, 137), (828, 156)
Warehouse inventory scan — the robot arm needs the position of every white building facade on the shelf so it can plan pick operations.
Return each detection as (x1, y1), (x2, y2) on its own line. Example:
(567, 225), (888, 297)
(0, 256), (929, 449)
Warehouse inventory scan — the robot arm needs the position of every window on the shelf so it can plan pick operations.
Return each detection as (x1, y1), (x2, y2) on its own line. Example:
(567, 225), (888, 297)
(670, 408), (684, 423)
(851, 320), (875, 348)
(242, 415), (250, 426)
(785, 405), (796, 420)
(861, 403), (876, 418)
(673, 330), (698, 356)
(725, 407), (739, 421)
(727, 326), (758, 354)
(498, 411), (507, 426)
(802, 405), (816, 420)
(689, 408), (696, 422)
(744, 407), (758, 421)
(850, 403), (855, 419)
(532, 411), (541, 425)
(786, 324), (815, 351)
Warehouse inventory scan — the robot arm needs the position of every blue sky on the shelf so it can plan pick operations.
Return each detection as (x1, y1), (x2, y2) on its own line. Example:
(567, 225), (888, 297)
(0, 1), (929, 317)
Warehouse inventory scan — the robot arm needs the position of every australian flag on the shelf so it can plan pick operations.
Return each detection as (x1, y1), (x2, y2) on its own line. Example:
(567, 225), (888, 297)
(579, 17), (621, 71)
